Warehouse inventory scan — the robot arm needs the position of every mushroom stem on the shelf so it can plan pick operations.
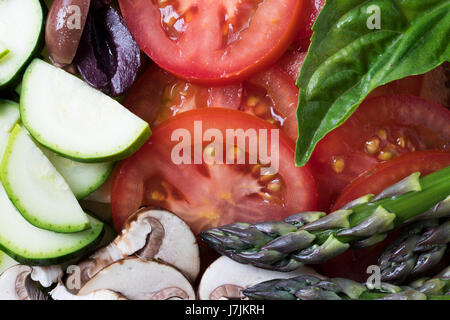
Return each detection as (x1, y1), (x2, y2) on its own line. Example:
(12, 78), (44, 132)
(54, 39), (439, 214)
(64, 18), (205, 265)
(75, 208), (200, 288)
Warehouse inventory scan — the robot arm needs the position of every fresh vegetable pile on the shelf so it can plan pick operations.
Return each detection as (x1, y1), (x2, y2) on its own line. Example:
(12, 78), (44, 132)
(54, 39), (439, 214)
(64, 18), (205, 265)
(0, 0), (448, 301)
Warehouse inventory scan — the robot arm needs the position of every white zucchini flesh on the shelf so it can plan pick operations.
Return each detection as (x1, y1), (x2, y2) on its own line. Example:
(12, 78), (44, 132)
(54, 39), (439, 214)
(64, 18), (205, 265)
(0, 100), (20, 159)
(0, 250), (17, 274)
(0, 182), (103, 264)
(0, 125), (90, 233)
(0, 100), (111, 199)
(0, 100), (20, 132)
(42, 149), (114, 199)
(0, 42), (8, 60)
(20, 59), (151, 162)
(0, 0), (43, 87)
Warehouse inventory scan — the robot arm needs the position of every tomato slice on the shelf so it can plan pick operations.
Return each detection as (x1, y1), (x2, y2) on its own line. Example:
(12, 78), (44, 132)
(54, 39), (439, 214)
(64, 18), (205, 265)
(295, 0), (325, 42)
(125, 64), (299, 141)
(420, 63), (450, 108)
(119, 0), (307, 84)
(111, 108), (317, 234)
(124, 65), (242, 126)
(321, 151), (450, 282)
(277, 40), (308, 82)
(332, 151), (450, 210)
(240, 66), (299, 141)
(309, 94), (450, 211)
(368, 75), (424, 99)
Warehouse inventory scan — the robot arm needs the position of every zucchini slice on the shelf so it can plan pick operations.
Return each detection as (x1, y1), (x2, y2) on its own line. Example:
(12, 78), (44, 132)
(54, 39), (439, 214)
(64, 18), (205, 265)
(0, 0), (44, 89)
(20, 59), (151, 162)
(0, 182), (103, 265)
(43, 149), (114, 199)
(0, 125), (90, 233)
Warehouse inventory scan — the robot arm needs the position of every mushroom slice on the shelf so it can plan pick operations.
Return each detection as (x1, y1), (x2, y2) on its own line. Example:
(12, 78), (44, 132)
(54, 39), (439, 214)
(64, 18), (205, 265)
(78, 258), (195, 300)
(50, 282), (127, 300)
(198, 256), (322, 300)
(77, 208), (199, 287)
(31, 265), (63, 288)
(0, 265), (46, 300)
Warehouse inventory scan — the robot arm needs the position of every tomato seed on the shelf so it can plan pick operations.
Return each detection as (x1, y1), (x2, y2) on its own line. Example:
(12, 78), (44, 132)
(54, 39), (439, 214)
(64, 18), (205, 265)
(331, 156), (345, 173)
(365, 138), (380, 155)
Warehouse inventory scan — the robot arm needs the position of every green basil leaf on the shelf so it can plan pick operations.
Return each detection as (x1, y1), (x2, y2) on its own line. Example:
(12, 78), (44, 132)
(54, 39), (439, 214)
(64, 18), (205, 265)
(296, 0), (450, 166)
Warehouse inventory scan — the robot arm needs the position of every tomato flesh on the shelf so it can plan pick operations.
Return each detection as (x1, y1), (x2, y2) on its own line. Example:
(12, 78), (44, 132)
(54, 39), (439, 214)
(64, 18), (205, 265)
(111, 108), (317, 234)
(420, 63), (450, 108)
(124, 65), (242, 126)
(295, 0), (325, 42)
(125, 64), (299, 141)
(332, 151), (450, 211)
(119, 0), (306, 84)
(322, 151), (450, 282)
(310, 94), (450, 211)
(277, 41), (307, 82)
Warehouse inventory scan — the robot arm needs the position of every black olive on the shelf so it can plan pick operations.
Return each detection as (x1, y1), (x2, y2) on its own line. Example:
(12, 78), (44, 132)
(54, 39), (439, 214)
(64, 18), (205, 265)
(74, 6), (141, 97)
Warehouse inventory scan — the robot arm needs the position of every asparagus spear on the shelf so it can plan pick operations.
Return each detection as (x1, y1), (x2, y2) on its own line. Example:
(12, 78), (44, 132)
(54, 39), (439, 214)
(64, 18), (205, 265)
(242, 267), (450, 300)
(200, 167), (450, 271)
(378, 219), (450, 284)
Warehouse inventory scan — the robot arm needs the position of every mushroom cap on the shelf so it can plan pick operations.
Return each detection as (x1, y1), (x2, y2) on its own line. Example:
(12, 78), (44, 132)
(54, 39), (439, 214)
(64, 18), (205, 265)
(0, 265), (46, 300)
(76, 207), (200, 286)
(78, 258), (196, 300)
(139, 208), (200, 282)
(198, 256), (323, 300)
(51, 282), (127, 300)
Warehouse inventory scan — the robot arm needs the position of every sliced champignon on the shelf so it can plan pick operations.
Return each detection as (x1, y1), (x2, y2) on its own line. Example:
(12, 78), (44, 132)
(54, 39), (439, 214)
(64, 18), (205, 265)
(78, 258), (195, 300)
(76, 208), (200, 287)
(31, 265), (63, 288)
(50, 282), (127, 300)
(0, 265), (46, 300)
(198, 256), (323, 300)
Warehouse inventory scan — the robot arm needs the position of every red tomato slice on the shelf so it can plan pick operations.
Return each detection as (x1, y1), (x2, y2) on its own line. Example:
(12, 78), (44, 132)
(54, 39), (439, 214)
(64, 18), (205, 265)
(119, 0), (307, 84)
(111, 108), (317, 234)
(420, 63), (450, 108)
(125, 64), (299, 141)
(295, 0), (325, 42)
(240, 66), (299, 141)
(332, 151), (450, 210)
(322, 151), (450, 282)
(124, 65), (242, 126)
(368, 75), (424, 99)
(277, 40), (308, 82)
(309, 94), (450, 211)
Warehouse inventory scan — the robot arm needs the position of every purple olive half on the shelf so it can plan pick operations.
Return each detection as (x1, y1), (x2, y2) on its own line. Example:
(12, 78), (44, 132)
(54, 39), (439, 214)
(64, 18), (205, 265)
(46, 0), (91, 67)
(74, 6), (141, 97)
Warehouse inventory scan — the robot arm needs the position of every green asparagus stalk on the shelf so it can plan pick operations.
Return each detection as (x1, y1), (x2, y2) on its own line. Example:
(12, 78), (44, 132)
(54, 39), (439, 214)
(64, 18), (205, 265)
(242, 267), (450, 300)
(378, 219), (450, 284)
(200, 167), (450, 271)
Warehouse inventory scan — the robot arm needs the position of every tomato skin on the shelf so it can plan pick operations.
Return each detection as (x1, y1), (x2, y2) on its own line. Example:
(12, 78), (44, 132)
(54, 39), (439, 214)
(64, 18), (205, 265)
(111, 108), (317, 234)
(322, 151), (450, 282)
(310, 94), (450, 211)
(119, 0), (307, 84)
